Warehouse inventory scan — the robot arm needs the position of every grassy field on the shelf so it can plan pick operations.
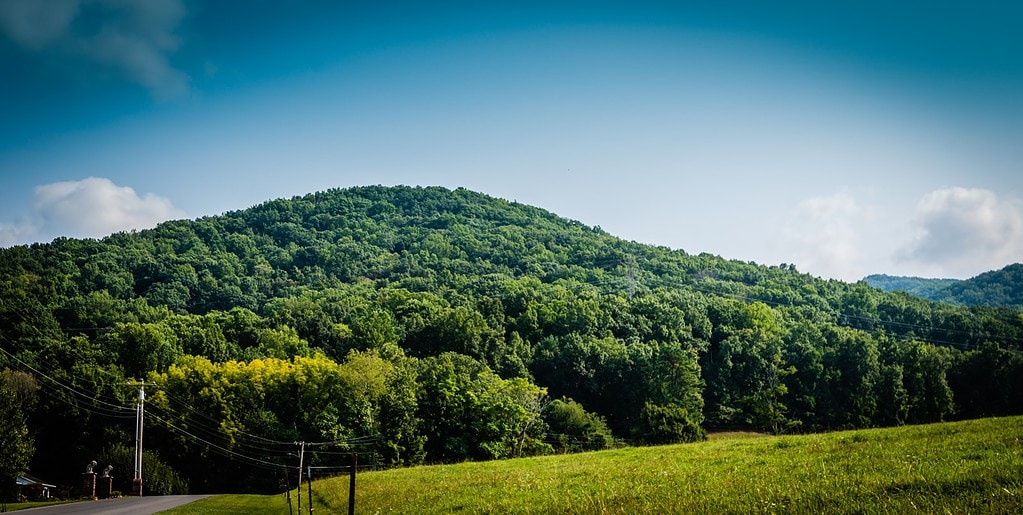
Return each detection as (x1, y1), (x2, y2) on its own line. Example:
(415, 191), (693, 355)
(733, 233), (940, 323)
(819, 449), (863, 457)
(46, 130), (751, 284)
(161, 416), (1023, 514)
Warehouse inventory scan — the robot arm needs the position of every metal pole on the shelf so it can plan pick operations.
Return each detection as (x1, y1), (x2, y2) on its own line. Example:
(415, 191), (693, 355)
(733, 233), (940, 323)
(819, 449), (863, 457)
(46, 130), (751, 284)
(307, 466), (313, 515)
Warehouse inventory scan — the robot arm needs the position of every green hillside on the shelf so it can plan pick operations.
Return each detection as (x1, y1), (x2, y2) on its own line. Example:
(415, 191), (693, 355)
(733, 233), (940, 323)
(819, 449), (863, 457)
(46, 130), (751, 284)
(865, 263), (1023, 308)
(2, 185), (1022, 495)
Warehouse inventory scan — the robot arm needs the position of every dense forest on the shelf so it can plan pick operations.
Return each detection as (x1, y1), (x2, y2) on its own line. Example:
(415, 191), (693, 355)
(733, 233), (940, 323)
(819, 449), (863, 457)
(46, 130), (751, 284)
(2, 185), (1021, 496)
(865, 264), (1023, 308)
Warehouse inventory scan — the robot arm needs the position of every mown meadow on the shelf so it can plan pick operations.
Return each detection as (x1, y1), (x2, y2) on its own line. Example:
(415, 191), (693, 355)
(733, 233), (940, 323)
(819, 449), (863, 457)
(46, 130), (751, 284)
(162, 415), (1023, 514)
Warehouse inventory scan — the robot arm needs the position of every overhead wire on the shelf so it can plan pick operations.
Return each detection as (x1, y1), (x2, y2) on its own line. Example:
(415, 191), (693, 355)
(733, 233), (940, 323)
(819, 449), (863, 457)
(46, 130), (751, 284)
(0, 339), (136, 419)
(148, 389), (301, 451)
(144, 409), (291, 472)
(0, 296), (351, 455)
(0, 300), (377, 471)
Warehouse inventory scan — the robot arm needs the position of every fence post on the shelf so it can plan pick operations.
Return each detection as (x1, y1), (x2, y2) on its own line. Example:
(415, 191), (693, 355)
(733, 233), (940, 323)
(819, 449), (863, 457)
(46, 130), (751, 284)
(297, 442), (304, 513)
(348, 453), (357, 515)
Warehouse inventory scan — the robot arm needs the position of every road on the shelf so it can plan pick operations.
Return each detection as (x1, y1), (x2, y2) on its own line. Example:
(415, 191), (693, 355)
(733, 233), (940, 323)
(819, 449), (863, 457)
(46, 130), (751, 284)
(11, 496), (212, 514)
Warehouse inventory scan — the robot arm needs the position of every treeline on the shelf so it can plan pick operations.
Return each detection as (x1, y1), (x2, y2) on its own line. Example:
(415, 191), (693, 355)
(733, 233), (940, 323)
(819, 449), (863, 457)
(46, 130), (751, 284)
(1, 185), (1021, 494)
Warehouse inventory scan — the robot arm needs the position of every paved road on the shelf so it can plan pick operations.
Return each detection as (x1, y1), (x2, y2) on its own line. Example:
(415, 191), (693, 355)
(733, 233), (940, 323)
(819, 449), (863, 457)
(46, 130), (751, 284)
(11, 495), (212, 514)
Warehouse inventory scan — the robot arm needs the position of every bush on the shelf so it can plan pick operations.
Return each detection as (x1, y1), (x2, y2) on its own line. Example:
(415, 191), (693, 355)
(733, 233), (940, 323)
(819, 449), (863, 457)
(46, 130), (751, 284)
(96, 444), (189, 495)
(640, 402), (706, 444)
(544, 398), (616, 452)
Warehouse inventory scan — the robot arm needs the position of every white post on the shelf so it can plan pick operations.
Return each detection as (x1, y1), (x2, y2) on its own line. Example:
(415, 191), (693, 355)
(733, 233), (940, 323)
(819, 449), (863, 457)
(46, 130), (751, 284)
(134, 385), (146, 496)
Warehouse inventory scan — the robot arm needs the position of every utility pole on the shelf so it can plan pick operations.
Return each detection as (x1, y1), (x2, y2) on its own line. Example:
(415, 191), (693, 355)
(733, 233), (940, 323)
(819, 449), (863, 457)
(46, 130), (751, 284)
(131, 382), (155, 497)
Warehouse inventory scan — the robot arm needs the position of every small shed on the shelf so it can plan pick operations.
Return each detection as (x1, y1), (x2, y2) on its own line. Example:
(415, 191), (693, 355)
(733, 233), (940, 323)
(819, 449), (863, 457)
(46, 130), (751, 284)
(16, 474), (56, 501)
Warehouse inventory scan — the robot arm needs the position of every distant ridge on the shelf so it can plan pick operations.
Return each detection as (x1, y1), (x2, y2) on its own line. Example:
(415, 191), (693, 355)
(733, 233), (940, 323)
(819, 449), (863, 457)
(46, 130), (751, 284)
(862, 274), (961, 299)
(864, 263), (1023, 308)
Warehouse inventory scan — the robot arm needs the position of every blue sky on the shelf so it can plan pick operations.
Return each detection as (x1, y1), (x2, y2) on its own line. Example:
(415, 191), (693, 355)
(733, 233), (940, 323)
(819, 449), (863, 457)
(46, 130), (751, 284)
(1, 1), (1020, 281)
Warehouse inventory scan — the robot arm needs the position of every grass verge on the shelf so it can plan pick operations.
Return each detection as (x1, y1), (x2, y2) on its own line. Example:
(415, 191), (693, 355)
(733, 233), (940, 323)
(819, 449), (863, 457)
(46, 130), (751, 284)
(0, 500), (74, 512)
(156, 494), (291, 514)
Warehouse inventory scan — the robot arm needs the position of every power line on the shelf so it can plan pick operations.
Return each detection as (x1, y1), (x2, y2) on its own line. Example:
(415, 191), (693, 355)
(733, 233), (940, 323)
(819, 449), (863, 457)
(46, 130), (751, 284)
(145, 409), (291, 472)
(0, 344), (136, 419)
(1, 307), (379, 476)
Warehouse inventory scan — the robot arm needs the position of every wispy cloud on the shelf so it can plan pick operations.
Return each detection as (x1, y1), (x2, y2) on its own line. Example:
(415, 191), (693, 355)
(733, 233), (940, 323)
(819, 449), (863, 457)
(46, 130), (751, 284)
(0, 177), (185, 247)
(0, 220), (37, 248)
(899, 187), (1023, 277)
(784, 192), (877, 281)
(0, 0), (79, 49)
(0, 0), (188, 98)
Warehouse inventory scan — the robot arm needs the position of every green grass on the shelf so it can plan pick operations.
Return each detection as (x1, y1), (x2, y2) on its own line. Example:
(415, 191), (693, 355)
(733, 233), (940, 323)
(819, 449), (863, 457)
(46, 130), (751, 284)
(160, 416), (1023, 514)
(156, 494), (291, 514)
(1, 500), (75, 511)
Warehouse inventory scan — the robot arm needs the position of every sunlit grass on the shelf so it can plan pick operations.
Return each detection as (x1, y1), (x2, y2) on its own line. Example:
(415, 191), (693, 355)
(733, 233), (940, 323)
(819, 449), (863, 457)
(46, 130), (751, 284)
(159, 416), (1023, 514)
(316, 416), (1023, 514)
(156, 494), (291, 514)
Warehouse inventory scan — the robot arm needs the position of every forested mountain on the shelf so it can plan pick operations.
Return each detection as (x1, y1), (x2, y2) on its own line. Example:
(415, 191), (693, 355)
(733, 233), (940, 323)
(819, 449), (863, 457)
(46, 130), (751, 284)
(2, 185), (1022, 495)
(865, 264), (1023, 308)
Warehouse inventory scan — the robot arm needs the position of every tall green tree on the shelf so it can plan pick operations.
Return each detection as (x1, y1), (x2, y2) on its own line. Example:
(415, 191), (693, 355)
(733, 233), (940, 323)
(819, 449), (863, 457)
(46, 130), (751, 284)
(416, 353), (551, 462)
(819, 326), (881, 429)
(0, 370), (38, 501)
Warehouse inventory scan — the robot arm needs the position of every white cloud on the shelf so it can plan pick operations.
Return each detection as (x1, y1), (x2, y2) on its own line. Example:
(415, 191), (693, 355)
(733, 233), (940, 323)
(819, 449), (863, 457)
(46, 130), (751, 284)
(0, 0), (188, 98)
(784, 192), (877, 281)
(899, 187), (1023, 277)
(781, 188), (1023, 281)
(33, 177), (185, 240)
(0, 220), (37, 248)
(0, 177), (185, 247)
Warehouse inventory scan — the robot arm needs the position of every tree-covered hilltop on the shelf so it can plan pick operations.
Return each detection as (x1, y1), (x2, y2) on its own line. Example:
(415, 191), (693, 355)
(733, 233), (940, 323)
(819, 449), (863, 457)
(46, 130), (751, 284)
(865, 264), (1023, 308)
(2, 185), (1022, 494)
